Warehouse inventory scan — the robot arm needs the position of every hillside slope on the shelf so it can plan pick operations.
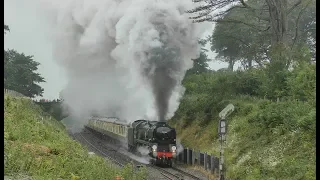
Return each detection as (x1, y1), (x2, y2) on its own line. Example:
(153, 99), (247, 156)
(4, 95), (146, 180)
(169, 96), (316, 180)
(169, 62), (316, 179)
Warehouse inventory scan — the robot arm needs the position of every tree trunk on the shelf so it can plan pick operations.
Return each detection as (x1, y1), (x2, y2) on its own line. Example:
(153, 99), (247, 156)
(228, 57), (235, 71)
(265, 0), (288, 45)
(248, 59), (253, 69)
(265, 0), (289, 68)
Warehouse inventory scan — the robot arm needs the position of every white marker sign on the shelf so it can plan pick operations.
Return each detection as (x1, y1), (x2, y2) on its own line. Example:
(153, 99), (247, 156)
(219, 104), (235, 119)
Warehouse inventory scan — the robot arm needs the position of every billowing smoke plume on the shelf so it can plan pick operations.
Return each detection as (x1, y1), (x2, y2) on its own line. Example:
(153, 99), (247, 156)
(39, 0), (208, 124)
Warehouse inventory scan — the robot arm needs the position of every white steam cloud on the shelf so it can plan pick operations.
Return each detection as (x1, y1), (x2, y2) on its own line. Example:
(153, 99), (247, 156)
(39, 0), (208, 125)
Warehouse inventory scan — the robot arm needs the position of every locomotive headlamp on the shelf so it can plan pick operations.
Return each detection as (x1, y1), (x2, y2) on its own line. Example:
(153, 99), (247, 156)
(152, 145), (157, 151)
(171, 146), (177, 152)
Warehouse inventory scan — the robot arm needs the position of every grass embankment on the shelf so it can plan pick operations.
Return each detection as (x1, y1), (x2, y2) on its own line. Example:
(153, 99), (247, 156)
(169, 96), (315, 180)
(4, 95), (146, 180)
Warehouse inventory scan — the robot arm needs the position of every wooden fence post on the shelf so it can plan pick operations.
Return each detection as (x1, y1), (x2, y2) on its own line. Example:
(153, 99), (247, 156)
(204, 152), (207, 170)
(198, 150), (201, 165)
(187, 148), (190, 165)
(192, 149), (195, 165)
(182, 148), (185, 164)
(215, 157), (219, 173)
(211, 154), (215, 174)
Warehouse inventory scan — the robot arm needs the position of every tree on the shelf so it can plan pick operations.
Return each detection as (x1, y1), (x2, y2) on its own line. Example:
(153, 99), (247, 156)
(206, 0), (315, 70)
(188, 0), (310, 67)
(4, 25), (45, 98)
(4, 24), (9, 34)
(186, 39), (211, 75)
(188, 51), (210, 74)
(210, 6), (271, 70)
(288, 0), (316, 61)
(208, 1), (270, 70)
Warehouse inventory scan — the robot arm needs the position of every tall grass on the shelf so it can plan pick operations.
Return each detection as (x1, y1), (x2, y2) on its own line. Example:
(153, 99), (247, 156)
(4, 95), (146, 180)
(169, 96), (315, 180)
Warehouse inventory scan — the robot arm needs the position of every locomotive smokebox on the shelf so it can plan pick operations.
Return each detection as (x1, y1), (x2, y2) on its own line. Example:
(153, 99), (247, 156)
(129, 119), (177, 166)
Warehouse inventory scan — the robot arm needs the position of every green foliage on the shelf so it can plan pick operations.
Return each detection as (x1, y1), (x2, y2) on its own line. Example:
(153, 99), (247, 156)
(177, 61), (315, 112)
(174, 69), (267, 126)
(170, 58), (315, 179)
(210, 1), (270, 69)
(35, 101), (67, 121)
(289, 0), (316, 59)
(250, 101), (315, 132)
(4, 96), (146, 180)
(4, 49), (45, 98)
(171, 94), (315, 179)
(225, 99), (315, 180)
(186, 40), (211, 75)
(180, 1), (316, 178)
(286, 62), (316, 102)
(187, 51), (210, 75)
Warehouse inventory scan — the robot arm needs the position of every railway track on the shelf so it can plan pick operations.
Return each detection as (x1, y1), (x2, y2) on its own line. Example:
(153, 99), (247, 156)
(149, 164), (202, 180)
(72, 129), (204, 180)
(74, 133), (125, 167)
(171, 167), (202, 180)
(150, 165), (183, 180)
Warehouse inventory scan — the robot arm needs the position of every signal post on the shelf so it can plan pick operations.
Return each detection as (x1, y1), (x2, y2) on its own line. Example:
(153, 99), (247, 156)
(218, 104), (234, 180)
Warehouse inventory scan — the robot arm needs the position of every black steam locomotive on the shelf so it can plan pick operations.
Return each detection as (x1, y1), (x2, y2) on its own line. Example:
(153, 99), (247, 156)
(87, 117), (177, 166)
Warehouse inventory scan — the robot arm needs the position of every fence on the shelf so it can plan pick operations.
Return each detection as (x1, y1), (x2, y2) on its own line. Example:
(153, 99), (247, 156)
(175, 147), (219, 174)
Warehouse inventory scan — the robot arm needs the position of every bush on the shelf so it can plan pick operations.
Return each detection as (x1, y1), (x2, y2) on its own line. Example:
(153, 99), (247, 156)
(286, 62), (316, 102)
(250, 100), (315, 133)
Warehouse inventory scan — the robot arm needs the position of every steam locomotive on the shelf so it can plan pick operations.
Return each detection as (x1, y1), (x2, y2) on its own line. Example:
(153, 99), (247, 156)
(86, 117), (177, 166)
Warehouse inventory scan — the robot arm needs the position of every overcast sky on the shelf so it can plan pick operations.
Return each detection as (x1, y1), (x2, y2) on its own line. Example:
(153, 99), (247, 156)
(4, 0), (228, 100)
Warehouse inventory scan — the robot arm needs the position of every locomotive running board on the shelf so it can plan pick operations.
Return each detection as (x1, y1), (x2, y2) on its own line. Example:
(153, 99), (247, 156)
(134, 139), (151, 145)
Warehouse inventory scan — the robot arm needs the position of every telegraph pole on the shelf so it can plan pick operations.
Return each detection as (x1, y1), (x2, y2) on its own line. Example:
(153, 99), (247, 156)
(218, 104), (234, 180)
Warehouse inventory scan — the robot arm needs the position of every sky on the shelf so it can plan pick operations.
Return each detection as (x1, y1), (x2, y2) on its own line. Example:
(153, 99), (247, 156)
(4, 0), (228, 100)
